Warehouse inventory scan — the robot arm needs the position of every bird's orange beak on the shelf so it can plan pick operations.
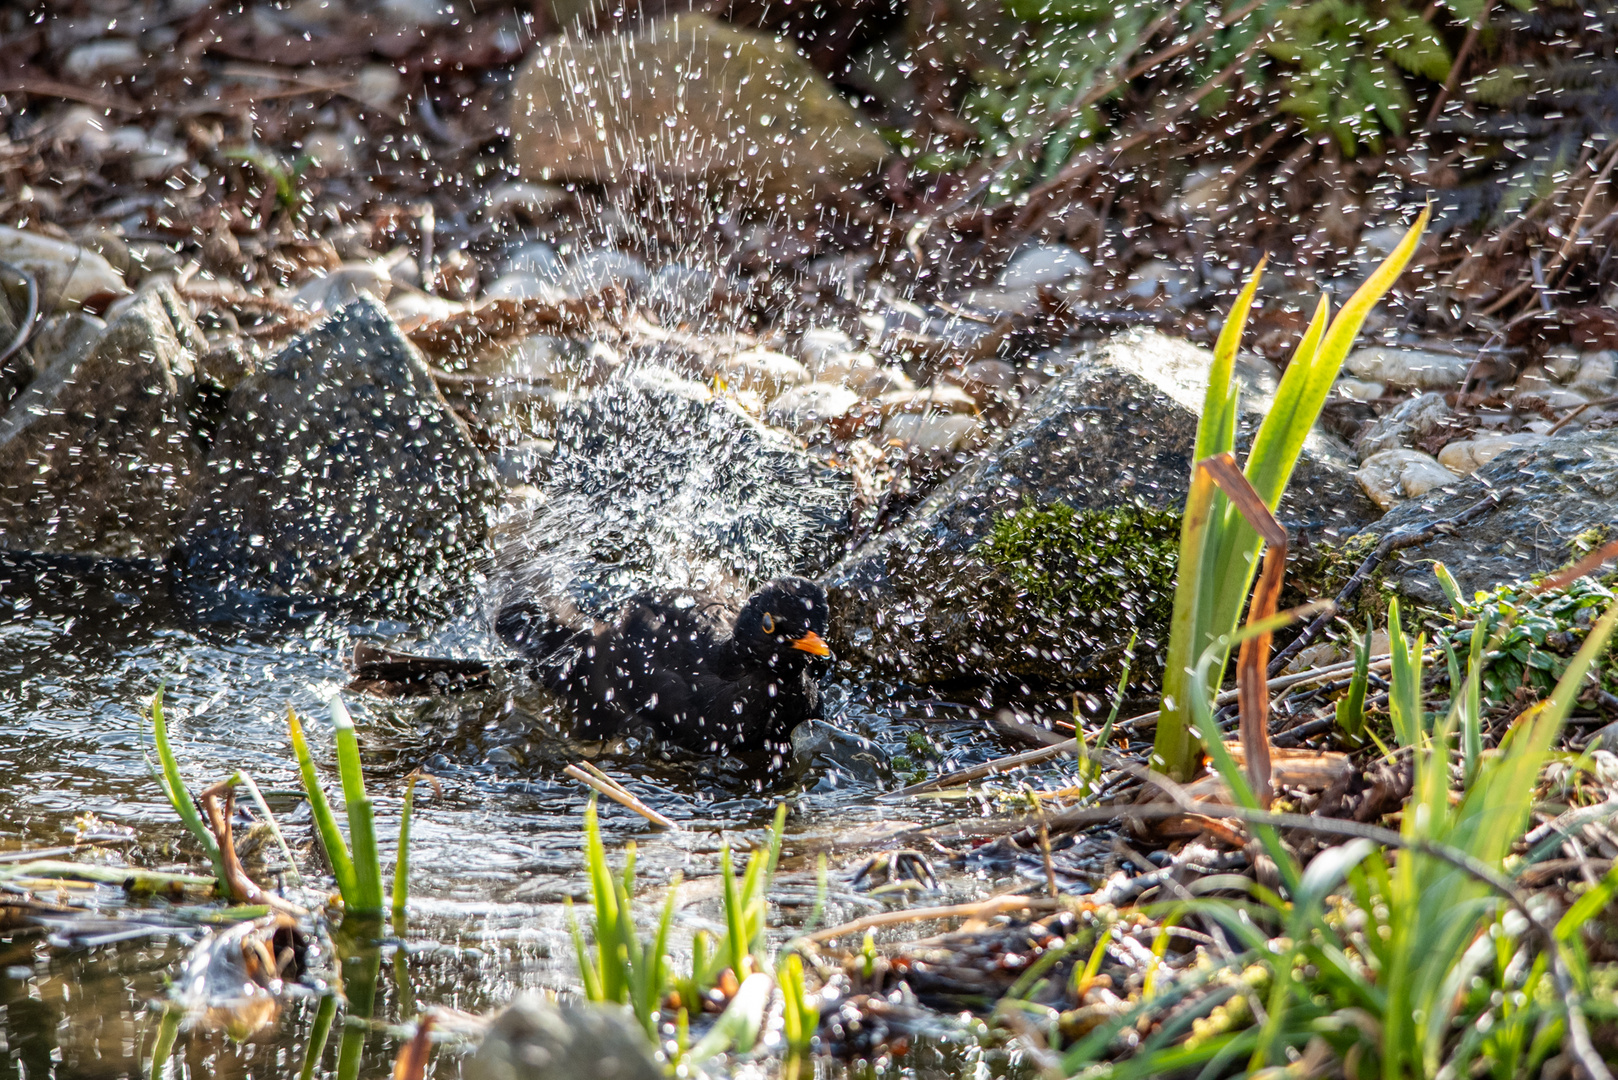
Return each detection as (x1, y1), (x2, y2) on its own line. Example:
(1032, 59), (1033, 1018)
(789, 631), (831, 657)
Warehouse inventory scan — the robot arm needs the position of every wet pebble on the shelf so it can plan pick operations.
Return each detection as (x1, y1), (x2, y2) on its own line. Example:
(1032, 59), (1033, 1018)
(718, 349), (810, 398)
(483, 272), (564, 303)
(1124, 258), (1194, 302)
(0, 226), (128, 306)
(352, 63), (404, 111)
(291, 262), (392, 312)
(1344, 346), (1471, 391)
(1354, 391), (1453, 457)
(559, 248), (648, 295)
(1333, 377), (1385, 402)
(504, 241), (561, 279)
(483, 180), (570, 222)
(61, 39), (144, 81)
(880, 410), (984, 453)
(808, 349), (914, 398)
(1355, 448), (1457, 510)
(300, 127), (358, 173)
(797, 325), (857, 366)
(999, 242), (1091, 289)
(765, 382), (860, 436)
(1436, 432), (1544, 475)
(873, 384), (978, 418)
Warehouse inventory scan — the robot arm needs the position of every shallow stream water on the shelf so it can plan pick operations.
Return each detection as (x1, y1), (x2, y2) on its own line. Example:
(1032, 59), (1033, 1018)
(0, 547), (1062, 1079)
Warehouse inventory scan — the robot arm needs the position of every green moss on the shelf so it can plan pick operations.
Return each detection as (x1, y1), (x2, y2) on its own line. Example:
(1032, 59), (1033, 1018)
(979, 499), (1181, 651)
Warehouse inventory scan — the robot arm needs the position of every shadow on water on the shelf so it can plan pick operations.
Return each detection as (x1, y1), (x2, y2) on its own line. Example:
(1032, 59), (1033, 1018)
(0, 537), (1052, 1077)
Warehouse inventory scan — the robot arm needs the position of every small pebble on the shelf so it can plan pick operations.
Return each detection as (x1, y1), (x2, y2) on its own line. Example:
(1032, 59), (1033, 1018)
(881, 411), (984, 453)
(1344, 346), (1471, 391)
(765, 382), (860, 436)
(483, 273), (564, 303)
(719, 350), (810, 398)
(61, 39), (144, 81)
(1355, 448), (1457, 510)
(352, 64), (404, 111)
(873, 384), (978, 418)
(1436, 432), (1545, 475)
(999, 243), (1091, 289)
(483, 181), (570, 222)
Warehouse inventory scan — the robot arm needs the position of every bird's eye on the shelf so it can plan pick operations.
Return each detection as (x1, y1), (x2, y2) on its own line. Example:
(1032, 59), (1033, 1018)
(762, 613), (775, 634)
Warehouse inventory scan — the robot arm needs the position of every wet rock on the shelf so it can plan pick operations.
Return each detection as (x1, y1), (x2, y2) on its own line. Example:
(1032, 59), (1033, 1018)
(484, 273), (565, 303)
(1124, 258), (1194, 302)
(483, 181), (571, 222)
(1352, 428), (1618, 604)
(810, 350), (914, 398)
(1354, 391), (1454, 458)
(61, 39), (144, 81)
(352, 63), (403, 111)
(1436, 432), (1544, 475)
(872, 385), (977, 419)
(824, 331), (1378, 686)
(559, 249), (648, 296)
(718, 349), (810, 398)
(172, 298), (499, 617)
(1354, 448), (1457, 510)
(766, 382), (860, 436)
(505, 242), (562, 279)
(0, 226), (129, 307)
(999, 243), (1091, 289)
(798, 326), (858, 367)
(291, 262), (393, 312)
(466, 997), (660, 1080)
(510, 14), (888, 206)
(1344, 346), (1471, 391)
(646, 264), (720, 316)
(881, 411), (984, 453)
(492, 373), (852, 622)
(0, 288), (202, 558)
(1333, 378), (1385, 402)
(1572, 350), (1618, 396)
(300, 128), (358, 173)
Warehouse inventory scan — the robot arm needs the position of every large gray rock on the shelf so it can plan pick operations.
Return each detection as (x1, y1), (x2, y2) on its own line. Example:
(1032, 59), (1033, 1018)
(823, 332), (1381, 687)
(0, 288), (202, 558)
(1352, 428), (1618, 606)
(466, 997), (660, 1080)
(510, 14), (888, 206)
(172, 299), (499, 617)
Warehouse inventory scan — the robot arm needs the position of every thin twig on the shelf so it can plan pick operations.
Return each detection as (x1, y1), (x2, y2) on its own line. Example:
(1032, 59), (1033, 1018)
(563, 763), (677, 830)
(803, 893), (1059, 944)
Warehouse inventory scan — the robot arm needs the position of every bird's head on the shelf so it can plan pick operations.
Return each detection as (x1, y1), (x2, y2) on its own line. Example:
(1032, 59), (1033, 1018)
(733, 576), (832, 668)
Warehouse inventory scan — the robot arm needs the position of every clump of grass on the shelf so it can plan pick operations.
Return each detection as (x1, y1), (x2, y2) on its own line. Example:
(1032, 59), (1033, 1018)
(287, 696), (413, 918)
(1153, 206), (1430, 781)
(571, 802), (797, 1063)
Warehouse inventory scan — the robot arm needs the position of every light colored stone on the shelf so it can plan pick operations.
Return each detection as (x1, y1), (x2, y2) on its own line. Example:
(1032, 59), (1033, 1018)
(483, 273), (566, 303)
(809, 349), (914, 398)
(880, 411), (984, 453)
(797, 326), (856, 367)
(1124, 258), (1193, 302)
(483, 181), (571, 221)
(0, 226), (128, 307)
(352, 64), (403, 110)
(1355, 448), (1457, 510)
(377, 0), (457, 27)
(291, 262), (392, 312)
(1333, 378), (1385, 402)
(1543, 348), (1583, 383)
(504, 241), (561, 279)
(61, 39), (144, 81)
(765, 382), (859, 435)
(1510, 382), (1589, 411)
(955, 286), (1043, 317)
(559, 249), (648, 295)
(718, 349), (810, 398)
(998, 243), (1091, 289)
(386, 289), (463, 324)
(1354, 391), (1453, 457)
(872, 384), (977, 418)
(300, 128), (357, 172)
(54, 105), (114, 154)
(1436, 432), (1545, 475)
(1344, 346), (1471, 390)
(1571, 350), (1617, 395)
(509, 14), (888, 206)
(466, 997), (662, 1080)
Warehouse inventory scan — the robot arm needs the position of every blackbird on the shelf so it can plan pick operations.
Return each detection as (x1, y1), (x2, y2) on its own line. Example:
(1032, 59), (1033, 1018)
(494, 576), (833, 760)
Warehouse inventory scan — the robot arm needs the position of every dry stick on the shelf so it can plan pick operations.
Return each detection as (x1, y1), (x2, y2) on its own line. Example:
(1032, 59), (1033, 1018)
(1267, 490), (1504, 677)
(1423, 0), (1496, 129)
(562, 763), (678, 830)
(1547, 394), (1618, 436)
(1531, 537), (1618, 597)
(803, 893), (1059, 944)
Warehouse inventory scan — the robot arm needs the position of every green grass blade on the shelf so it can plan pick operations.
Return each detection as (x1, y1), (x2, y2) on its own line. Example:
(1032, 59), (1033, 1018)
(288, 708), (358, 904)
(149, 688), (228, 895)
(330, 696), (384, 914)
(1335, 620), (1371, 741)
(1196, 260), (1265, 461)
(721, 840), (748, 977)
(566, 898), (604, 1002)
(391, 773), (418, 935)
(1387, 600), (1424, 748)
(1155, 461), (1220, 779)
(298, 993), (338, 1080)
